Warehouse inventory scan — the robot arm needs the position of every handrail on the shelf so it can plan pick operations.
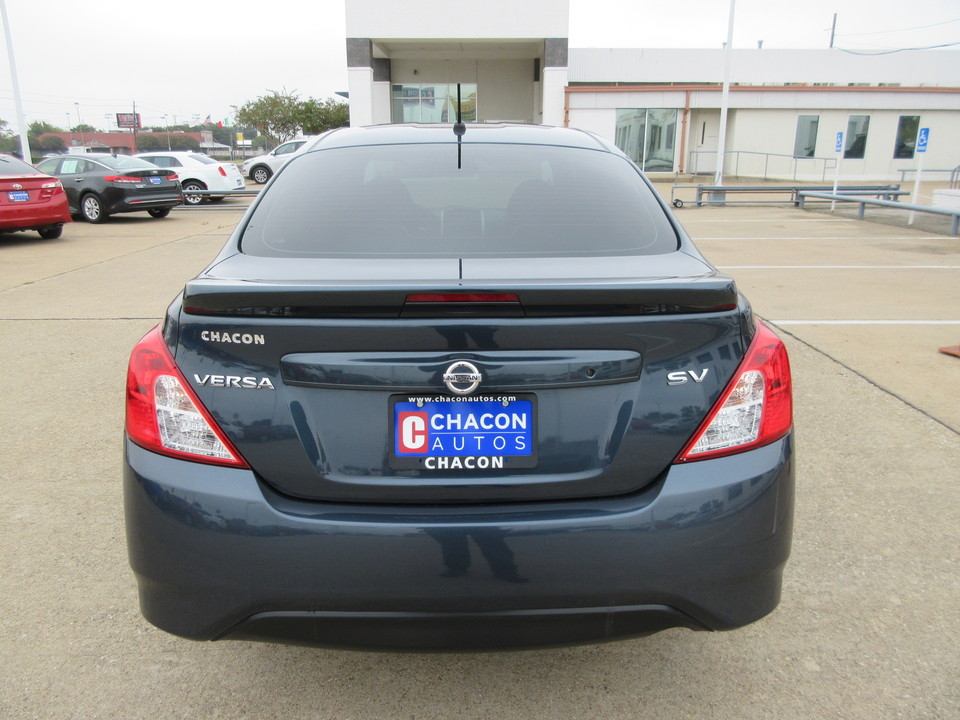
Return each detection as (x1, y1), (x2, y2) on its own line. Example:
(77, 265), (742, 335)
(687, 150), (838, 182)
(897, 168), (960, 183)
(798, 191), (960, 236)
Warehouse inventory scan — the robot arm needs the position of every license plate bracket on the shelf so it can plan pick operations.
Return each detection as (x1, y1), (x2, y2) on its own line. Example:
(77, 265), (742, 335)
(390, 394), (537, 471)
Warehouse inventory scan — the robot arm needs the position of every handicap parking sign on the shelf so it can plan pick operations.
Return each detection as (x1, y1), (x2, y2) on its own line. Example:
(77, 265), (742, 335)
(917, 127), (929, 153)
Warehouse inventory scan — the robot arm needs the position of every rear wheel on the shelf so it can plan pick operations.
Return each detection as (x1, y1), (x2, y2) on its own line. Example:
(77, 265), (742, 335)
(80, 194), (106, 223)
(181, 180), (206, 206)
(147, 208), (171, 219)
(251, 166), (271, 184)
(38, 224), (63, 239)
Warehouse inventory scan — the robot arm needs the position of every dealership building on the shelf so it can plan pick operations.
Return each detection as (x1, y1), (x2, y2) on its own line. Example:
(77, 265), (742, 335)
(345, 0), (960, 180)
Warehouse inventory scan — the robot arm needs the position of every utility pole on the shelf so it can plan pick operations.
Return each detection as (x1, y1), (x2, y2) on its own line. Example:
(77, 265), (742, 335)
(132, 100), (138, 153)
(713, 0), (736, 186)
(1, 0), (32, 162)
(829, 13), (837, 49)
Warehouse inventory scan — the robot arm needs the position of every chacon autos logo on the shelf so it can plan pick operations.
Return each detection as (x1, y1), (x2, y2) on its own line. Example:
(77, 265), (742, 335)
(442, 360), (482, 395)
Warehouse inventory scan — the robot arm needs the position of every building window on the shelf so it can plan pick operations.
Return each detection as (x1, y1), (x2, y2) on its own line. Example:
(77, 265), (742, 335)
(793, 115), (819, 158)
(391, 84), (477, 124)
(614, 109), (678, 172)
(893, 115), (920, 159)
(844, 115), (870, 159)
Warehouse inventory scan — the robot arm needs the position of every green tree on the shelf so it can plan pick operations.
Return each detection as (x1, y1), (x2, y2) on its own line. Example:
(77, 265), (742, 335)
(39, 135), (65, 153)
(69, 123), (99, 133)
(298, 98), (349, 135)
(233, 89), (303, 146)
(28, 120), (63, 139)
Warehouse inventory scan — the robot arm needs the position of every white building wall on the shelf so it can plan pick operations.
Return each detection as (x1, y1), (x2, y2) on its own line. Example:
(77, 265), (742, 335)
(569, 48), (960, 87)
(347, 0), (568, 38)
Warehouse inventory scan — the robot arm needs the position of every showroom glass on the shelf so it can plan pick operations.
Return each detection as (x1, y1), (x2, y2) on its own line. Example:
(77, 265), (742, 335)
(793, 115), (819, 158)
(893, 116), (920, 159)
(240, 143), (678, 258)
(392, 84), (478, 123)
(844, 115), (870, 159)
(614, 109), (678, 172)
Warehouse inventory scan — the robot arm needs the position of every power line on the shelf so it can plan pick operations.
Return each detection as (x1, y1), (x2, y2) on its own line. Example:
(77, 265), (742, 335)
(835, 17), (960, 38)
(835, 40), (960, 55)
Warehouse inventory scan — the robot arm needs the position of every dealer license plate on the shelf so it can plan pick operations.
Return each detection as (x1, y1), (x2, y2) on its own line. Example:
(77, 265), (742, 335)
(390, 394), (536, 470)
(148, 177), (161, 184)
(7, 191), (29, 202)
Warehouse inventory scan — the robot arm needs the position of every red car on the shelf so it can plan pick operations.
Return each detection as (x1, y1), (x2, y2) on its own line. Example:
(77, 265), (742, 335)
(0, 154), (72, 239)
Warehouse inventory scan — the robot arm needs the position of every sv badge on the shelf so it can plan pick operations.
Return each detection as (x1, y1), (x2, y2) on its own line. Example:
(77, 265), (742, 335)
(667, 369), (709, 386)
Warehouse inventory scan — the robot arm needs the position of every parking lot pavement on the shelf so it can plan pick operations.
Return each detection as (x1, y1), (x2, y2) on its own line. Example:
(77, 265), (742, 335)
(1, 201), (958, 719)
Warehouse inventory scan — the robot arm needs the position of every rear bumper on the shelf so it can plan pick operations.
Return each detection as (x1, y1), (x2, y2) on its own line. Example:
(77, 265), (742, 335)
(124, 433), (794, 649)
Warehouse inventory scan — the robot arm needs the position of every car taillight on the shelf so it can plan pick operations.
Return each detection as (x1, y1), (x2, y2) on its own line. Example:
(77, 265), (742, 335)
(166, 173), (179, 181)
(217, 166), (227, 177)
(675, 320), (792, 463)
(104, 175), (145, 184)
(39, 181), (63, 199)
(125, 326), (248, 468)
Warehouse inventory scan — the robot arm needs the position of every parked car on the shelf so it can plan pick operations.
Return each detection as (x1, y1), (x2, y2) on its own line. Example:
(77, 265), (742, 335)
(35, 154), (181, 223)
(240, 137), (315, 184)
(136, 152), (244, 206)
(0, 154), (71, 239)
(125, 124), (794, 650)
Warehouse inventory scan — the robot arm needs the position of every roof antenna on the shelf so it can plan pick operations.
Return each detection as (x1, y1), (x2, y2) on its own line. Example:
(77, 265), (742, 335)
(453, 82), (465, 169)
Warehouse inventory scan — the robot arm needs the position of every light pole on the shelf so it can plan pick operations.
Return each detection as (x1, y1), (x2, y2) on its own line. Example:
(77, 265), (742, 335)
(75, 102), (85, 148)
(163, 114), (171, 150)
(66, 112), (72, 146)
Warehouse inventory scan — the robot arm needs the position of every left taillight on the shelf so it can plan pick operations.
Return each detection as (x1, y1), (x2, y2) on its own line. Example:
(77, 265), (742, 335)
(125, 325), (248, 468)
(675, 320), (792, 463)
(39, 181), (63, 199)
(217, 166), (227, 177)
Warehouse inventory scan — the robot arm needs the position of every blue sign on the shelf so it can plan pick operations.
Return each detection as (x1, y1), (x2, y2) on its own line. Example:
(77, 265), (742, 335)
(917, 127), (929, 153)
(835, 131), (844, 153)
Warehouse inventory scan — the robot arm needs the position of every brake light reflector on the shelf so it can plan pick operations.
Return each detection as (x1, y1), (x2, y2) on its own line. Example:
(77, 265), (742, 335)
(675, 321), (792, 462)
(126, 326), (248, 467)
(406, 293), (520, 303)
(217, 166), (227, 177)
(104, 175), (145, 184)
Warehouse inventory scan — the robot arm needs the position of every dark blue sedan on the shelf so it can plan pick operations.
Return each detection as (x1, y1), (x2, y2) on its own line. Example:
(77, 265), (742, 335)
(124, 124), (794, 649)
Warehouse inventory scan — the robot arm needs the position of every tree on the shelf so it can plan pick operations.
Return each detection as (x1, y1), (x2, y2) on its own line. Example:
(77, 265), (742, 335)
(28, 120), (63, 139)
(298, 98), (349, 135)
(39, 135), (65, 153)
(233, 89), (303, 146)
(69, 123), (99, 133)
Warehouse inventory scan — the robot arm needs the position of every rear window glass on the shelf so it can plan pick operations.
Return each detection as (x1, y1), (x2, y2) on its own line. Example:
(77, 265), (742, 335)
(189, 154), (217, 164)
(240, 143), (677, 258)
(0, 155), (41, 176)
(94, 155), (159, 171)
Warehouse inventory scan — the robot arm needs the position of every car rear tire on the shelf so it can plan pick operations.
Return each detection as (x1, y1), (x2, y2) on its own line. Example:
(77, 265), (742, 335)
(147, 208), (171, 219)
(80, 194), (107, 223)
(181, 181), (206, 206)
(38, 224), (63, 239)
(251, 166), (271, 184)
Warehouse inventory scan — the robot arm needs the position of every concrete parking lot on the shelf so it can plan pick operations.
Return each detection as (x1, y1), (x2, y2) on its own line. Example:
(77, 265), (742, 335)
(1, 192), (958, 720)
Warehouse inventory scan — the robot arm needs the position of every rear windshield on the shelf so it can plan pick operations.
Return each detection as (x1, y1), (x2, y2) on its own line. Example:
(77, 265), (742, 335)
(0, 154), (41, 176)
(94, 155), (160, 171)
(189, 154), (217, 164)
(240, 143), (677, 258)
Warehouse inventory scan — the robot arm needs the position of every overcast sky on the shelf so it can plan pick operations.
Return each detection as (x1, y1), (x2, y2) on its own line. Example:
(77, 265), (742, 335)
(1, 0), (957, 131)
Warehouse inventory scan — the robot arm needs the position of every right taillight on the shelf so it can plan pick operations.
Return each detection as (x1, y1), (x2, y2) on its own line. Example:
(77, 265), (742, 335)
(125, 325), (248, 468)
(675, 320), (792, 463)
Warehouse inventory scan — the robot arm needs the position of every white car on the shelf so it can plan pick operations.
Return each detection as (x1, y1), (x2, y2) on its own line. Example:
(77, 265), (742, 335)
(136, 152), (245, 206)
(241, 138), (316, 184)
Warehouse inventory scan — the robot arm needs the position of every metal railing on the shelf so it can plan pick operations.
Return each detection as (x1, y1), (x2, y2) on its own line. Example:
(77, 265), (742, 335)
(896, 167), (960, 183)
(798, 191), (960, 236)
(687, 150), (838, 182)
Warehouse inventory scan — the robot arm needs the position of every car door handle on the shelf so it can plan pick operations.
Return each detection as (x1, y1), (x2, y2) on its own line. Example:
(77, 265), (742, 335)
(73, 178), (85, 183)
